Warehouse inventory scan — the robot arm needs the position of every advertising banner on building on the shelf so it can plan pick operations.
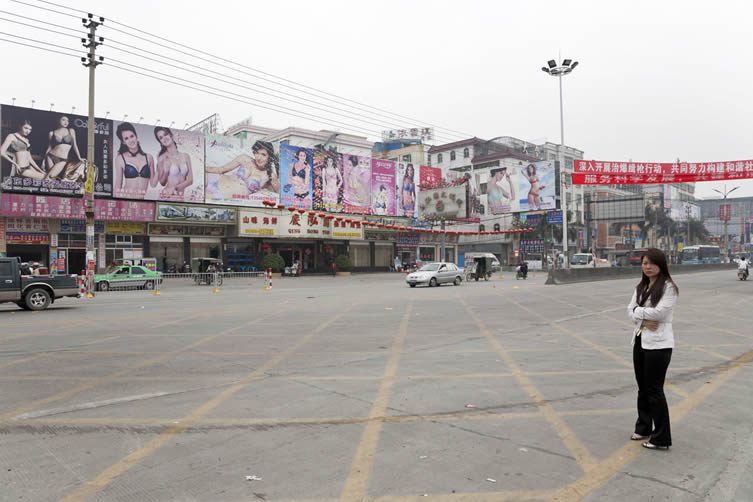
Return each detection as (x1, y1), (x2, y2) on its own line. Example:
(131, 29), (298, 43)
(5, 217), (49, 233)
(487, 160), (556, 214)
(111, 121), (204, 202)
(156, 203), (236, 224)
(417, 185), (468, 220)
(313, 149), (343, 212)
(0, 105), (112, 197)
(396, 162), (416, 218)
(279, 143), (313, 209)
(342, 153), (371, 214)
(419, 165), (441, 188)
(0, 193), (154, 221)
(105, 222), (146, 235)
(238, 209), (364, 240)
(0, 217), (6, 254)
(204, 134), (278, 207)
(370, 159), (396, 216)
(573, 159), (753, 184)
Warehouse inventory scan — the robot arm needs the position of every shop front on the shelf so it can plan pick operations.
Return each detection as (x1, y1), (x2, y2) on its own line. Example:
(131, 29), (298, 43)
(152, 203), (237, 272)
(239, 209), (364, 273)
(0, 193), (154, 272)
(2, 217), (50, 266)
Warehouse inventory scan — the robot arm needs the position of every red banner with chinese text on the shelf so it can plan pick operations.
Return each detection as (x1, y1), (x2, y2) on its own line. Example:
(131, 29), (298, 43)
(573, 160), (753, 185)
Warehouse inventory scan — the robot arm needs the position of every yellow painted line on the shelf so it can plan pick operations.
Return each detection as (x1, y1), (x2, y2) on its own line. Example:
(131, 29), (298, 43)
(368, 490), (558, 502)
(690, 346), (733, 361)
(60, 304), (355, 502)
(2, 407), (635, 430)
(551, 347), (753, 502)
(509, 295), (689, 400)
(340, 303), (413, 502)
(0, 352), (50, 370)
(1, 307), (287, 421)
(459, 297), (598, 473)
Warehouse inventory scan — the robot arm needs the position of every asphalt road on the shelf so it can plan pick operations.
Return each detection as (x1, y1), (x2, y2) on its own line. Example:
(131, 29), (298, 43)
(1, 269), (752, 502)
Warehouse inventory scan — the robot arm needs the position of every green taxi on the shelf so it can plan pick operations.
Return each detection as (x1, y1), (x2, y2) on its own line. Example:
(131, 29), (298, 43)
(95, 265), (162, 291)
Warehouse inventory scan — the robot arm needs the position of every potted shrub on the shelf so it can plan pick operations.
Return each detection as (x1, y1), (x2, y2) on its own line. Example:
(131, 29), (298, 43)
(260, 253), (285, 277)
(334, 254), (353, 276)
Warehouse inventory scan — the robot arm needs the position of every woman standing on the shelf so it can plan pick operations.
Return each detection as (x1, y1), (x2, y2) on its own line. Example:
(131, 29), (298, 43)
(321, 154), (342, 211)
(288, 148), (310, 203)
(627, 248), (678, 450)
(0, 120), (45, 180)
(113, 122), (157, 199)
(400, 163), (416, 217)
(43, 116), (84, 180)
(155, 127), (193, 200)
(521, 163), (545, 210)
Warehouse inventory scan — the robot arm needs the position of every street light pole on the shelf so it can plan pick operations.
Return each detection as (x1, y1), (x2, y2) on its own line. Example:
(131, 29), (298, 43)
(542, 58), (578, 268)
(713, 184), (740, 259)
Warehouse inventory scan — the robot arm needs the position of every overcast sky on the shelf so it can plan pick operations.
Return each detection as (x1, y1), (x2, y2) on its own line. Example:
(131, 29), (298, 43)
(1, 0), (752, 199)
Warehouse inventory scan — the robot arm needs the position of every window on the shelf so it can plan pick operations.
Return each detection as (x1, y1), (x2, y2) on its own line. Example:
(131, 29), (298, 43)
(479, 224), (485, 232)
(402, 154), (412, 162)
(493, 223), (500, 231)
(427, 154), (432, 165)
(437, 153), (443, 163)
(450, 151), (456, 161)
(463, 148), (469, 158)
(116, 268), (130, 275)
(132, 267), (148, 275)
(0, 262), (13, 276)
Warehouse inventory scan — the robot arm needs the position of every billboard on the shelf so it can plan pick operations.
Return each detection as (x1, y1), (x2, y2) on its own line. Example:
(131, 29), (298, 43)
(417, 185), (468, 220)
(0, 105), (112, 197)
(419, 165), (441, 188)
(371, 159), (396, 216)
(487, 160), (556, 214)
(279, 143), (312, 209)
(205, 134), (278, 207)
(396, 162), (417, 218)
(313, 149), (344, 212)
(111, 121), (204, 202)
(342, 153), (371, 214)
(0, 193), (154, 221)
(573, 159), (753, 184)
(156, 203), (236, 223)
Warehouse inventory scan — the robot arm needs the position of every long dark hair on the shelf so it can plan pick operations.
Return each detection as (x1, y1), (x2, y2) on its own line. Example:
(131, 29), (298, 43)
(116, 122), (145, 156)
(252, 140), (276, 179)
(153, 126), (175, 158)
(635, 247), (679, 306)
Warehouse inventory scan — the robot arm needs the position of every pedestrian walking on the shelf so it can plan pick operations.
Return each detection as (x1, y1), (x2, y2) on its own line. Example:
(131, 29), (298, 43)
(627, 248), (678, 450)
(394, 255), (402, 272)
(331, 260), (337, 277)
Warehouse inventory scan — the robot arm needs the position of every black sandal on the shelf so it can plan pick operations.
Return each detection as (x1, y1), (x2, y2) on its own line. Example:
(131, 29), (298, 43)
(642, 441), (670, 450)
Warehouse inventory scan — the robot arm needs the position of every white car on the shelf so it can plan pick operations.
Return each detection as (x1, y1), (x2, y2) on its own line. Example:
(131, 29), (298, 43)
(405, 262), (463, 288)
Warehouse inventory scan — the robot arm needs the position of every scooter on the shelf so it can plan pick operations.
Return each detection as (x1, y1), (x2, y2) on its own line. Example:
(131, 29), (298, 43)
(739, 268), (749, 281)
(516, 267), (528, 280)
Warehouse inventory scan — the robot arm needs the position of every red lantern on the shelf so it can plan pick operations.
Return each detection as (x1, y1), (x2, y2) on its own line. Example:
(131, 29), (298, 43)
(277, 204), (285, 209)
(297, 209), (306, 215)
(308, 210), (316, 216)
(287, 206), (296, 212)
(377, 223), (384, 228)
(318, 213), (326, 218)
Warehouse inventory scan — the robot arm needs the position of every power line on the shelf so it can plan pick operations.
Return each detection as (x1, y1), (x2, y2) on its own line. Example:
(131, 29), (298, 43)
(103, 61), (385, 138)
(20, 0), (473, 140)
(100, 39), (460, 143)
(0, 34), (83, 59)
(0, 9), (85, 33)
(0, 14), (83, 39)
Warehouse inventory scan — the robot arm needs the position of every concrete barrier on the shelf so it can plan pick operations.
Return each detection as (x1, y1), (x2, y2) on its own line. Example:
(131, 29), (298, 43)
(546, 263), (737, 285)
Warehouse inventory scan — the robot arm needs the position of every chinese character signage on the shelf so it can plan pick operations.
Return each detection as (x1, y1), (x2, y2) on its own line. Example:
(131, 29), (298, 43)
(381, 127), (434, 142)
(520, 238), (545, 254)
(573, 159), (753, 184)
(0, 193), (154, 221)
(238, 209), (364, 240)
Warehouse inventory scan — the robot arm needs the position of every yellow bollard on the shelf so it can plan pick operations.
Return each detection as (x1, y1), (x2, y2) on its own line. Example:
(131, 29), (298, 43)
(212, 287), (220, 294)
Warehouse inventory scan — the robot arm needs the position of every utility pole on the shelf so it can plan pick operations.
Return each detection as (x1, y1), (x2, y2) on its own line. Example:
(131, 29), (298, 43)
(712, 184), (740, 261)
(685, 203), (691, 246)
(81, 13), (104, 297)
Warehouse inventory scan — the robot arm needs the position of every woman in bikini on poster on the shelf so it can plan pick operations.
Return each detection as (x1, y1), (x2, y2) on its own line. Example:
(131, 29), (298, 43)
(1, 120), (46, 182)
(154, 127), (196, 200)
(113, 122), (158, 199)
(206, 140), (279, 202)
(287, 148), (310, 205)
(43, 115), (84, 180)
(400, 163), (416, 217)
(522, 163), (546, 210)
(321, 154), (343, 211)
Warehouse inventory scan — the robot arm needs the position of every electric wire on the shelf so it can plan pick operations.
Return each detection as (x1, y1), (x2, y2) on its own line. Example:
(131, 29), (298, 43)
(100, 39), (451, 138)
(103, 61), (384, 138)
(18, 0), (472, 140)
(0, 34), (83, 59)
(0, 14), (83, 39)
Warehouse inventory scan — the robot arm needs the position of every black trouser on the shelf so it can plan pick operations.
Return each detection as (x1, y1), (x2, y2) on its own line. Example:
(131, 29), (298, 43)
(633, 339), (672, 446)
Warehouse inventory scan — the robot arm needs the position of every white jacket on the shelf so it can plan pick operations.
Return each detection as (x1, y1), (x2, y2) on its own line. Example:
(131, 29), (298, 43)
(627, 282), (677, 349)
